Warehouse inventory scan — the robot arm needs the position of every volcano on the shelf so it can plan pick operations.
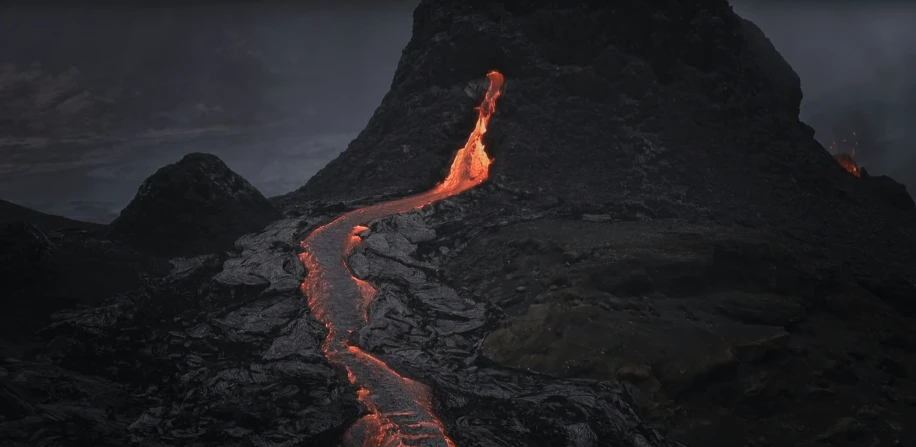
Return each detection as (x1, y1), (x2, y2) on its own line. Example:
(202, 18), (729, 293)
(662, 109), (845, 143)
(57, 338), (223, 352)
(3, 1), (916, 447)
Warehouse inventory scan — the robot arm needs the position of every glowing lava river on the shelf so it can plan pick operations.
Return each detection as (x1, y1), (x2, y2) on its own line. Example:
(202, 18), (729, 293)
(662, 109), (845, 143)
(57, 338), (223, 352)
(299, 71), (504, 447)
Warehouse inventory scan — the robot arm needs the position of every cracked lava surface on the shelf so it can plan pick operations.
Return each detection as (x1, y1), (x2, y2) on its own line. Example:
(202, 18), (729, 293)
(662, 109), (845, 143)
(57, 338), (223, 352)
(299, 71), (504, 447)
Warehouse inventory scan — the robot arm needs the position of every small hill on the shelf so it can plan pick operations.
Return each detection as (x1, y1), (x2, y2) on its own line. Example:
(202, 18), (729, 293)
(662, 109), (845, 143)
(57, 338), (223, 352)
(108, 152), (280, 257)
(287, 0), (914, 287)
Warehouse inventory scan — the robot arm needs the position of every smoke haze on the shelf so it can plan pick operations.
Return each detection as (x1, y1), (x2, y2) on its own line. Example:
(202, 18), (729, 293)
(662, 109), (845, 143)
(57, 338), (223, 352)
(731, 1), (916, 182)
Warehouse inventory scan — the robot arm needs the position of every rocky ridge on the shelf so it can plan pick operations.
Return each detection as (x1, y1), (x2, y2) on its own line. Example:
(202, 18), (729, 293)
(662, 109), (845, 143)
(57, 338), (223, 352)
(281, 0), (915, 300)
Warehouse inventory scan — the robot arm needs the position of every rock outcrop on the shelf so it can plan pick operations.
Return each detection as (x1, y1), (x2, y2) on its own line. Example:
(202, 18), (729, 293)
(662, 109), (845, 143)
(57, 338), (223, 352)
(108, 152), (280, 257)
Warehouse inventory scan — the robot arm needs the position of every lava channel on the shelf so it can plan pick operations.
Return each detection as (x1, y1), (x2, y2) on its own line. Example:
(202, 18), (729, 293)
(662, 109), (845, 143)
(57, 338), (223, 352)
(299, 71), (504, 447)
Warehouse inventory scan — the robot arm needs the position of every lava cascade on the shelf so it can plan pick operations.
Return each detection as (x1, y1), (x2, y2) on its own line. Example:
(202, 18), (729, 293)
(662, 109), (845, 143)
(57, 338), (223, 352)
(299, 71), (503, 446)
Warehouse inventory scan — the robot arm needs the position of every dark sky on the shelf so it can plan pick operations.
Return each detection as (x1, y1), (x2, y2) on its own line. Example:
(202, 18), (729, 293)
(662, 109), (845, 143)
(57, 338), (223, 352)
(731, 1), (916, 97)
(1, 2), (913, 223)
(0, 3), (418, 222)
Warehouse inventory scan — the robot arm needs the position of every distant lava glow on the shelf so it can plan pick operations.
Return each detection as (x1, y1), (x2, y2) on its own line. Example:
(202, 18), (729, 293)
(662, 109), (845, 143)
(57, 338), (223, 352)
(828, 131), (861, 178)
(299, 71), (503, 446)
(834, 152), (861, 178)
(827, 130), (858, 158)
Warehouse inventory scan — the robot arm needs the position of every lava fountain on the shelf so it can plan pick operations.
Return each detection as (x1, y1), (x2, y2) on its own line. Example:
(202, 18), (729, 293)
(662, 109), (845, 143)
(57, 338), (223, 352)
(299, 71), (504, 447)
(833, 152), (861, 178)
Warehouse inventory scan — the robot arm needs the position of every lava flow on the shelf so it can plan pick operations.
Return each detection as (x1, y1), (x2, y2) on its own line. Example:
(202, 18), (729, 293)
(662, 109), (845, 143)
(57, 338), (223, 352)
(834, 152), (861, 178)
(828, 131), (861, 178)
(299, 71), (503, 447)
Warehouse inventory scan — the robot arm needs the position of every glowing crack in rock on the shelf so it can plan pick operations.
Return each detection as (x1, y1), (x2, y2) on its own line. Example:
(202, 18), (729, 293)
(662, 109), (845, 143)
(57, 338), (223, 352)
(299, 71), (504, 447)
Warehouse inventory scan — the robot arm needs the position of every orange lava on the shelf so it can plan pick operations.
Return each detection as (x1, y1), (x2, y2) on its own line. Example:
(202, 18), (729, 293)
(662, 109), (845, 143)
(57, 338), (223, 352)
(827, 130), (861, 178)
(299, 71), (503, 447)
(834, 152), (861, 178)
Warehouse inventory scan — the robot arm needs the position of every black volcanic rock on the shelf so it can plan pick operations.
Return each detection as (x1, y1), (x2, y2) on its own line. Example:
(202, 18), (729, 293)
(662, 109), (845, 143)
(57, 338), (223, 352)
(287, 0), (806, 206)
(108, 152), (280, 257)
(0, 7), (404, 140)
(6, 2), (916, 447)
(0, 199), (104, 232)
(0, 220), (170, 346)
(447, 217), (916, 446)
(892, 157), (916, 199)
(0, 222), (55, 274)
(801, 55), (916, 194)
(861, 168), (916, 212)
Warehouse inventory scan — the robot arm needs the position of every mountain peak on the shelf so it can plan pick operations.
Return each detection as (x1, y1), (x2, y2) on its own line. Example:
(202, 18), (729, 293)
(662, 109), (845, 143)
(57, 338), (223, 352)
(108, 152), (280, 257)
(293, 0), (806, 206)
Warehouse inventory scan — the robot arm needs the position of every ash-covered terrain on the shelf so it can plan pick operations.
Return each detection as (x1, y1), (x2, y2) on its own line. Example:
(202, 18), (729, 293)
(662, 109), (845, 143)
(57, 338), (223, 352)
(2, 1), (915, 446)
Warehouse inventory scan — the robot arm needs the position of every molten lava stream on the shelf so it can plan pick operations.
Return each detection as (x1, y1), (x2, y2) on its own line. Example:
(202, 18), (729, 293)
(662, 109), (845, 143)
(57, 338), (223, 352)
(299, 71), (504, 447)
(833, 152), (861, 178)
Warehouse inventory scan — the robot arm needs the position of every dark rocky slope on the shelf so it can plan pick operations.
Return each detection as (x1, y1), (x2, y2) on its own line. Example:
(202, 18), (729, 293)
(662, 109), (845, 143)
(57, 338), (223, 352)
(0, 7), (374, 140)
(861, 168), (916, 213)
(273, 0), (916, 445)
(281, 0), (915, 286)
(447, 218), (916, 446)
(108, 152), (281, 257)
(0, 219), (170, 354)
